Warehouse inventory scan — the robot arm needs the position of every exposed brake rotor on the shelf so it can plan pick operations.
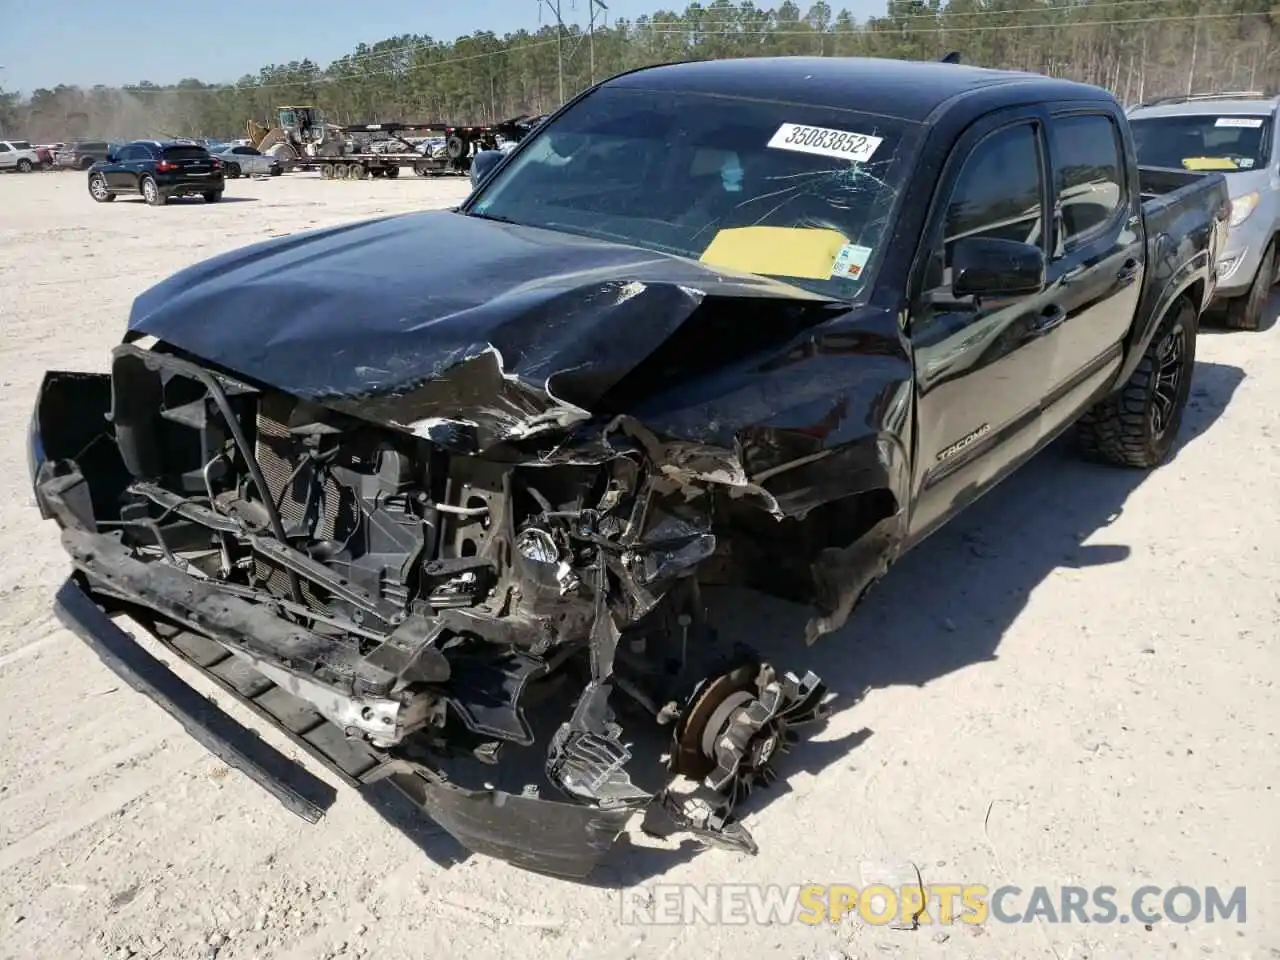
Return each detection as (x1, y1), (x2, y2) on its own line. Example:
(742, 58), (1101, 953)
(670, 661), (834, 810)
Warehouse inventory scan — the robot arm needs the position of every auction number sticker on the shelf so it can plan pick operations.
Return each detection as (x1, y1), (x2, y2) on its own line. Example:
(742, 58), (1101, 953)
(768, 123), (883, 163)
(1215, 117), (1264, 128)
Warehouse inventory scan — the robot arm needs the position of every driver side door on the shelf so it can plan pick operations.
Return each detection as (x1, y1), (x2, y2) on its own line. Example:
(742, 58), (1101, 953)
(234, 145), (264, 174)
(106, 144), (142, 189)
(906, 107), (1070, 543)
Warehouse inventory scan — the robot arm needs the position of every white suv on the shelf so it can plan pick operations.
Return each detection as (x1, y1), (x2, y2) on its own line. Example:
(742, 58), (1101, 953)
(0, 140), (41, 173)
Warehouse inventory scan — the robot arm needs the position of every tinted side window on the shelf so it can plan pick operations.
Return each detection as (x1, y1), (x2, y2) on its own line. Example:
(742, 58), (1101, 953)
(923, 122), (1044, 293)
(118, 145), (146, 161)
(1050, 114), (1124, 250)
(0, 144), (10, 153)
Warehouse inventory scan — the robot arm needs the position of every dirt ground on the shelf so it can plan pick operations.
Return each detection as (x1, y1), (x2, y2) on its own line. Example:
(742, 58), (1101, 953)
(0, 169), (1277, 960)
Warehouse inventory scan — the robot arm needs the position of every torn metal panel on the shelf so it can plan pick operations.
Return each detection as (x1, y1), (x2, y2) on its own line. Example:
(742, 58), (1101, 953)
(125, 211), (829, 417)
(124, 208), (914, 528)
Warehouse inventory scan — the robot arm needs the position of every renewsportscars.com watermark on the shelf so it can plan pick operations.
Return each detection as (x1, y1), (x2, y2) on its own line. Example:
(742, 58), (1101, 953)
(619, 884), (1248, 927)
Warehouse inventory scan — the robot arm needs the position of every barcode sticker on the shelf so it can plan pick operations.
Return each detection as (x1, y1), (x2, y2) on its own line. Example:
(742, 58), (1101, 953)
(831, 243), (873, 279)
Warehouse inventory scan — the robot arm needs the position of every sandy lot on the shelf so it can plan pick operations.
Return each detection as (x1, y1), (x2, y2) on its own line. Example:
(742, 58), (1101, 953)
(0, 169), (1277, 960)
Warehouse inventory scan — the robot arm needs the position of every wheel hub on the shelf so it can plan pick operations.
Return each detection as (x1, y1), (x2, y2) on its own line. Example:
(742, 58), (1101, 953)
(1151, 324), (1186, 437)
(671, 662), (834, 810)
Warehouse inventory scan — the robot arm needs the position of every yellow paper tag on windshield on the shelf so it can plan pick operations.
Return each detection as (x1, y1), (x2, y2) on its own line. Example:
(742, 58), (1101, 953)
(1182, 156), (1239, 171)
(699, 226), (849, 280)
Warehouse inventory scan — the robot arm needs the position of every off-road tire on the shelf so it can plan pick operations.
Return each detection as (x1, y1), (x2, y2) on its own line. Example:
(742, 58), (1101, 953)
(1076, 297), (1197, 469)
(202, 190), (223, 203)
(1225, 241), (1275, 331)
(88, 173), (114, 202)
(141, 176), (166, 206)
(16, 158), (33, 173)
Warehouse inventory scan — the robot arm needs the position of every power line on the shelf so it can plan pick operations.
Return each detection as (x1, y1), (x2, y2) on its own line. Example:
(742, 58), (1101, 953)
(120, 37), (563, 94)
(638, 0), (1203, 26)
(639, 12), (1250, 35)
(63, 9), (1254, 95)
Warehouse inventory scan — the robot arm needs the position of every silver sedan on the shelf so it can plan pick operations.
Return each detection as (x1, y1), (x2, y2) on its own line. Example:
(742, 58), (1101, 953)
(211, 145), (283, 179)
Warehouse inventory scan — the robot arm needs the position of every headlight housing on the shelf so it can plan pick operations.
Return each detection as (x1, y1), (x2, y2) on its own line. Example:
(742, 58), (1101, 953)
(1229, 191), (1261, 227)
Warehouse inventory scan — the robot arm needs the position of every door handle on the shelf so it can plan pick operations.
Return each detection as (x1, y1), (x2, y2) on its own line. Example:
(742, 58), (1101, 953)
(1031, 304), (1067, 335)
(1116, 259), (1140, 285)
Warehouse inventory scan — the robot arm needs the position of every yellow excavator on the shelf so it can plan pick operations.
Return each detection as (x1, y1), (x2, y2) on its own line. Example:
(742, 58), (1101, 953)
(245, 106), (341, 166)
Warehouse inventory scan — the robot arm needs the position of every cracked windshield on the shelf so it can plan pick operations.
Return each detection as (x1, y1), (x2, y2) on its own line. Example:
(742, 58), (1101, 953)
(470, 85), (920, 299)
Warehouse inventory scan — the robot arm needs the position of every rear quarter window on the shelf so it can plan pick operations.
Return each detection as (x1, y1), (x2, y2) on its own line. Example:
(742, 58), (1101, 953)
(1050, 114), (1125, 250)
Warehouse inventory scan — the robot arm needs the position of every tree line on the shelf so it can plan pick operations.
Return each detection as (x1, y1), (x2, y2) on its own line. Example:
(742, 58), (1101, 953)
(2, 0), (1278, 142)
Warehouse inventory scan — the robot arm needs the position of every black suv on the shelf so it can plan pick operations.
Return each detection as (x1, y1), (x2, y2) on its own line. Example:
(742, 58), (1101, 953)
(87, 141), (226, 206)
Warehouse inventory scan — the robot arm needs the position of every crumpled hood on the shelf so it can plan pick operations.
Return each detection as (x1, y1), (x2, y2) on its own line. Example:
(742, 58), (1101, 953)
(127, 209), (833, 449)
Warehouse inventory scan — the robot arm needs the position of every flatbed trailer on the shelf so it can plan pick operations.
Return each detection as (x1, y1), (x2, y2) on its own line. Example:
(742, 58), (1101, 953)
(292, 116), (546, 180)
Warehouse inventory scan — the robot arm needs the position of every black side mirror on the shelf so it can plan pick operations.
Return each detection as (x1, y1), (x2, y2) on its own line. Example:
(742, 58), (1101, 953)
(470, 149), (505, 188)
(951, 236), (1046, 299)
(105, 153), (117, 163)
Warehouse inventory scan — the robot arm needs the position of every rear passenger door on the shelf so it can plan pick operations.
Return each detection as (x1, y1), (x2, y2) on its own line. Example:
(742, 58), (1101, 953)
(1041, 108), (1144, 425)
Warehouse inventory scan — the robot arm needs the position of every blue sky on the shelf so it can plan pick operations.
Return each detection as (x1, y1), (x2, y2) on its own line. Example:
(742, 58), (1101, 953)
(1, 0), (884, 93)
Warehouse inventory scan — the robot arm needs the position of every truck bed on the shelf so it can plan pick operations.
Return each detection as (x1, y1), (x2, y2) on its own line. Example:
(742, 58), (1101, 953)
(1125, 164), (1231, 359)
(1139, 165), (1230, 226)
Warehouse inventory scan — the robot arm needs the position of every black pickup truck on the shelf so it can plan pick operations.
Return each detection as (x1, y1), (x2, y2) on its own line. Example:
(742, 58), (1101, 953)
(27, 56), (1228, 878)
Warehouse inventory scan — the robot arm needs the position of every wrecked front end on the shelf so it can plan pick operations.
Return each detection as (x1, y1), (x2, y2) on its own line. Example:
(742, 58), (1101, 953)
(27, 339), (864, 878)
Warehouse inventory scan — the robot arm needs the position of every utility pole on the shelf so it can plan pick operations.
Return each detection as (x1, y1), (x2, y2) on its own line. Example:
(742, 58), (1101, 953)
(1187, 16), (1199, 97)
(588, 0), (608, 86)
(538, 0), (566, 106)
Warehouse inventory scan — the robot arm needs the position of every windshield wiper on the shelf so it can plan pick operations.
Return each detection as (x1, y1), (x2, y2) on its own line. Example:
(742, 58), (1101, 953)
(465, 210), (522, 225)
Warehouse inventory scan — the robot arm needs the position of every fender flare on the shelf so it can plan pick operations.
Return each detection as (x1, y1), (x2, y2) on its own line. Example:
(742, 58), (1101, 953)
(1115, 242), (1210, 388)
